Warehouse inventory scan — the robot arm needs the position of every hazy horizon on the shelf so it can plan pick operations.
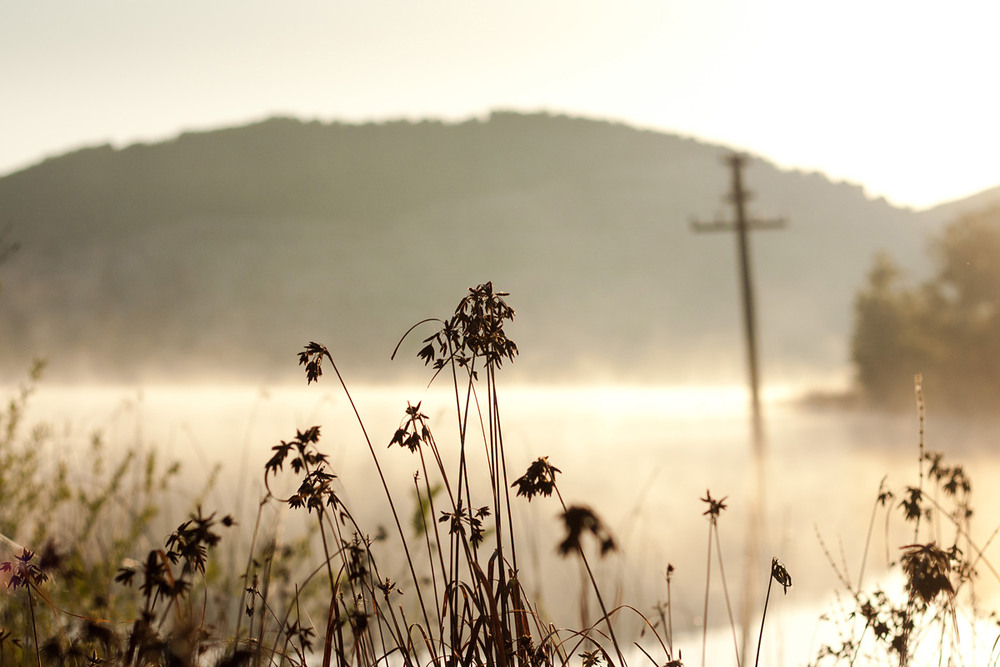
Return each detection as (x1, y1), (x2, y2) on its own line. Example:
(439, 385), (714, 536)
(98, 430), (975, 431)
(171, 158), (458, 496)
(5, 1), (1000, 209)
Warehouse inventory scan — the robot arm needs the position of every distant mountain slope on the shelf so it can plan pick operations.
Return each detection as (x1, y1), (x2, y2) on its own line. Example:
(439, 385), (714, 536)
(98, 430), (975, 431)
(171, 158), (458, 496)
(919, 183), (1000, 223)
(0, 112), (950, 386)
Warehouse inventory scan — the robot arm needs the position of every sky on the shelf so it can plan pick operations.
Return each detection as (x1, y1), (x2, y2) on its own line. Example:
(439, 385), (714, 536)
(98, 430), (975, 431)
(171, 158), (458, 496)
(4, 0), (1000, 210)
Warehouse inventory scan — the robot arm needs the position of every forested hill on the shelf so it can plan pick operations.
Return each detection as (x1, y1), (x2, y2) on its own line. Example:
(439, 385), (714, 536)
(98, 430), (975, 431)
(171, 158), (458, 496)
(0, 112), (952, 385)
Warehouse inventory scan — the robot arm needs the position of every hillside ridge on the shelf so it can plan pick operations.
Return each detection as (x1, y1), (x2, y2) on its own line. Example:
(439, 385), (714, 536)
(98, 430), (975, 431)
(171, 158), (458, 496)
(0, 112), (953, 386)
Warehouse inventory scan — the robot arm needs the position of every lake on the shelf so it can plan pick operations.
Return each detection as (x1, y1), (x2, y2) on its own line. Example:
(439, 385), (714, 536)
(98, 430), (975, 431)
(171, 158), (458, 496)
(12, 380), (1000, 665)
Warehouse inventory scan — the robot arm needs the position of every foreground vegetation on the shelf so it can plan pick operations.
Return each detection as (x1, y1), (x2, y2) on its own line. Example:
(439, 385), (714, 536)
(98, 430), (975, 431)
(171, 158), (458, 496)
(0, 283), (996, 666)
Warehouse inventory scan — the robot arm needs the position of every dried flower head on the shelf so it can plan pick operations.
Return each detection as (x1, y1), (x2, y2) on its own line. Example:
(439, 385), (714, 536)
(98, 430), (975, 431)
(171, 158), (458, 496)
(558, 505), (616, 557)
(414, 282), (518, 375)
(164, 507), (236, 576)
(900, 542), (955, 604)
(899, 486), (926, 523)
(771, 557), (792, 594)
(438, 502), (491, 548)
(390, 402), (432, 453)
(512, 457), (561, 500)
(1, 548), (47, 590)
(700, 490), (728, 523)
(298, 342), (329, 384)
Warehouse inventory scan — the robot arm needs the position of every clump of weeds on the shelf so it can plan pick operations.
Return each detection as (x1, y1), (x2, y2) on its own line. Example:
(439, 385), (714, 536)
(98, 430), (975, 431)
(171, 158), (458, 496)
(239, 282), (792, 667)
(811, 374), (1000, 666)
(0, 283), (799, 666)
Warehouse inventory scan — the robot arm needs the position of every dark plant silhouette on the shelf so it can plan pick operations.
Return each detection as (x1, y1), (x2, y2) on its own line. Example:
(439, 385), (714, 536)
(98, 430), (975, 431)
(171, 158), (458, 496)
(754, 558), (792, 667)
(812, 376), (988, 666)
(512, 456), (561, 500)
(2, 280), (993, 667)
(558, 506), (616, 557)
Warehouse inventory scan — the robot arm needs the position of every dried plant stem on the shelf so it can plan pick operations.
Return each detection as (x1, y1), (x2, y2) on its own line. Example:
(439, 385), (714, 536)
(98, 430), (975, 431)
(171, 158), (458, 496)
(234, 499), (268, 661)
(754, 568), (773, 667)
(411, 473), (444, 625)
(666, 569), (675, 657)
(857, 476), (888, 591)
(914, 373), (926, 543)
(713, 523), (741, 667)
(554, 487), (626, 666)
(702, 525), (713, 667)
(27, 584), (41, 667)
(321, 348), (434, 635)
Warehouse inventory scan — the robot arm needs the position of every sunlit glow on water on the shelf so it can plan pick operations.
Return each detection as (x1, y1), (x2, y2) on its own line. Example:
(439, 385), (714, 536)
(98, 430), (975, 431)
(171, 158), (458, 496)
(15, 382), (802, 461)
(17, 381), (800, 421)
(497, 383), (801, 419)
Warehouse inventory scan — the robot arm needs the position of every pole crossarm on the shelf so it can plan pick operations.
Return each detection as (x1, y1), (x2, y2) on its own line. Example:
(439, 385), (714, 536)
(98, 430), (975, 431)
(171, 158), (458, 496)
(690, 217), (785, 233)
(691, 218), (787, 234)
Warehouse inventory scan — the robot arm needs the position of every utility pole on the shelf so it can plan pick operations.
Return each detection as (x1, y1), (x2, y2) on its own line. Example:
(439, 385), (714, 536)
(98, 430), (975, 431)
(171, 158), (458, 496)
(692, 152), (785, 664)
(692, 152), (784, 456)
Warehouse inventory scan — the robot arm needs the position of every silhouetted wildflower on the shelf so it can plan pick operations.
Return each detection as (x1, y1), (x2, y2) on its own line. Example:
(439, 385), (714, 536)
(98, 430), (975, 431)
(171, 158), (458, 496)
(298, 341), (329, 384)
(899, 487), (925, 522)
(558, 506), (616, 557)
(439, 502), (490, 548)
(700, 490), (727, 524)
(771, 557), (792, 594)
(1, 548), (47, 590)
(165, 507), (236, 576)
(390, 402), (432, 452)
(901, 542), (954, 604)
(411, 282), (518, 376)
(512, 457), (561, 500)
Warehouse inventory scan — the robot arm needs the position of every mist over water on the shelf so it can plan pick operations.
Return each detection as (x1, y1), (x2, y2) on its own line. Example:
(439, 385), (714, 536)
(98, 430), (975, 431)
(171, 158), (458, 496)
(15, 381), (1000, 662)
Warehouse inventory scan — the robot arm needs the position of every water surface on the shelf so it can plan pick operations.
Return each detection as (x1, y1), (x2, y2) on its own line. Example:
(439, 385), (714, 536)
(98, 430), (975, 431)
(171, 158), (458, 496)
(15, 382), (1000, 663)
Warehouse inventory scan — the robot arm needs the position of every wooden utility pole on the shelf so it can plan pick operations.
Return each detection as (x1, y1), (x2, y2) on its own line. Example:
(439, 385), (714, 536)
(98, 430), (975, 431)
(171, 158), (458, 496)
(692, 152), (784, 456)
(692, 152), (785, 664)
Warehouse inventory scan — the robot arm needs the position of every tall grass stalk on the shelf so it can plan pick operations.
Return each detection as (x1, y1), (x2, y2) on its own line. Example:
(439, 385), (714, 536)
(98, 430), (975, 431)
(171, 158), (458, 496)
(754, 558), (791, 667)
(700, 491), (741, 667)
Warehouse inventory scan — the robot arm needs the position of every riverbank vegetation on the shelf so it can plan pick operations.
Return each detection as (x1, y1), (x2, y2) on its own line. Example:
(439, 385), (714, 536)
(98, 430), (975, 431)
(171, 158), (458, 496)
(852, 204), (1000, 412)
(0, 283), (996, 666)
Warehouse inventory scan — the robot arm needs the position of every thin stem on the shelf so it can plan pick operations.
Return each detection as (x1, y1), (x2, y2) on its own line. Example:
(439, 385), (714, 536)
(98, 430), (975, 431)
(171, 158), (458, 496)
(713, 523), (741, 667)
(702, 523), (713, 667)
(578, 546), (626, 666)
(754, 569), (773, 667)
(666, 569), (674, 657)
(493, 374), (519, 580)
(554, 487), (626, 666)
(412, 472), (443, 626)
(323, 349), (434, 634)
(914, 374), (925, 543)
(857, 477), (888, 591)
(234, 499), (267, 654)
(27, 585), (41, 667)
(317, 515), (338, 667)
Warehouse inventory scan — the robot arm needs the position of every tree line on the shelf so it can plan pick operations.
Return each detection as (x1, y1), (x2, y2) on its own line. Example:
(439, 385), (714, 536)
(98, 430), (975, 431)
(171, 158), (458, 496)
(852, 204), (1000, 412)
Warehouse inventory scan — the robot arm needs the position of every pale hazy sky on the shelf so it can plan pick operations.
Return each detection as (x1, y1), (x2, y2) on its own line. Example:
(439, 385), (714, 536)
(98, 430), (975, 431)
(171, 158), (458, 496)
(4, 0), (999, 210)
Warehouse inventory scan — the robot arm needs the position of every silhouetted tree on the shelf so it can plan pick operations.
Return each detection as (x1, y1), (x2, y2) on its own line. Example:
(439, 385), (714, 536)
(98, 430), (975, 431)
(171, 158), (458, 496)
(852, 205), (1000, 411)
